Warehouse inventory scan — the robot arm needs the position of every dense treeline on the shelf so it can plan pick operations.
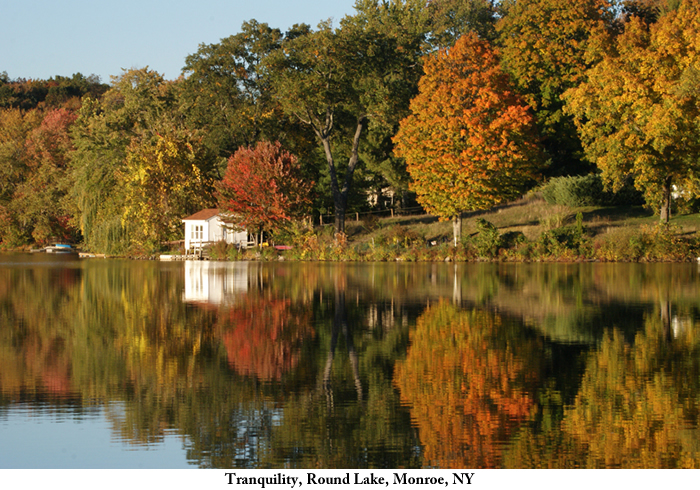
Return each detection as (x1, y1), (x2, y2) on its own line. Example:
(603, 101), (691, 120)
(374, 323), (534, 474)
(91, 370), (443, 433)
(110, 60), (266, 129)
(1, 0), (696, 254)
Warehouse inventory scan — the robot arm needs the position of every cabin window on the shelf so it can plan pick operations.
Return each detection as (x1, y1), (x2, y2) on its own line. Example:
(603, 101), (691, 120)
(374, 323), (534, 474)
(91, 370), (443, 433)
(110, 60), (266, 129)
(191, 225), (203, 240)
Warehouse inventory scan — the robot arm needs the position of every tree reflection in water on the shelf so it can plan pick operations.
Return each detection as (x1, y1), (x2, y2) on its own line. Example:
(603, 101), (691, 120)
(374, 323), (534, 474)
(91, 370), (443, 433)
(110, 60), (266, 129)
(395, 302), (543, 468)
(3, 260), (700, 468)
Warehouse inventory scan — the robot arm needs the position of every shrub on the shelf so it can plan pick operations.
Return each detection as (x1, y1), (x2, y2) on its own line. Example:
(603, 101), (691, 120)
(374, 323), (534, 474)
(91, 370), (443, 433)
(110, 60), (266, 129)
(537, 213), (590, 257)
(500, 231), (526, 249)
(207, 240), (233, 260)
(541, 174), (643, 207)
(473, 218), (501, 257)
(594, 224), (698, 262)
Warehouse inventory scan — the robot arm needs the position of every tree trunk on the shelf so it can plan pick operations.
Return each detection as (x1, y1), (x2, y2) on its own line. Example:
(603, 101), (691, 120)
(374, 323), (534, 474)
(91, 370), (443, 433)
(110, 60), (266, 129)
(334, 201), (346, 236)
(452, 214), (462, 247)
(317, 115), (367, 238)
(659, 176), (672, 224)
(660, 297), (672, 343)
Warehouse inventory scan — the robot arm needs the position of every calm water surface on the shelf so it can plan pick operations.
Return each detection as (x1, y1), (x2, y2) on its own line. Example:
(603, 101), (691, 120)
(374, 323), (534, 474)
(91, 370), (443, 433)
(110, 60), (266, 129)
(2, 254), (700, 468)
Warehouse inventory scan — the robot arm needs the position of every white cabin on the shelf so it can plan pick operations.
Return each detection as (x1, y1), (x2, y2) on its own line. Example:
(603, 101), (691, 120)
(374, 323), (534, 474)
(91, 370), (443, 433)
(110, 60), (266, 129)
(182, 209), (249, 251)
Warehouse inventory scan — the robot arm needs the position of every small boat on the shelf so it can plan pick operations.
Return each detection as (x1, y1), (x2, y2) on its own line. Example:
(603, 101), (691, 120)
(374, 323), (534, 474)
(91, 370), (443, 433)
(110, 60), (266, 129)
(37, 243), (78, 254)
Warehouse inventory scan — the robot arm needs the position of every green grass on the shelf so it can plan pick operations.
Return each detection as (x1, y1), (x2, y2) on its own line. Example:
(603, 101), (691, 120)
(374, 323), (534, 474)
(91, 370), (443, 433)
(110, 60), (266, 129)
(344, 194), (700, 245)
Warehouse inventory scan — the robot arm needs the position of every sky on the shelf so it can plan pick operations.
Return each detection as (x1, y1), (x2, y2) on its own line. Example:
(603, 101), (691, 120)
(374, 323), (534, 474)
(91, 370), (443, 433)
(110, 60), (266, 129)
(1, 0), (358, 84)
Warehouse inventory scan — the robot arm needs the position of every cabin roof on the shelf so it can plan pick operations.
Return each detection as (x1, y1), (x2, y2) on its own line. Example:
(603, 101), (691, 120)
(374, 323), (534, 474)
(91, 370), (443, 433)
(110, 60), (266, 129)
(182, 209), (220, 221)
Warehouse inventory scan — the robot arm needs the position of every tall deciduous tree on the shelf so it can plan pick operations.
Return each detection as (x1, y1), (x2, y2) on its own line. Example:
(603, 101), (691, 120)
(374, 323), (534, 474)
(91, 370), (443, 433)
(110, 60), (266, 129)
(426, 0), (499, 47)
(216, 141), (313, 241)
(563, 1), (700, 222)
(69, 69), (171, 254)
(266, 0), (426, 236)
(181, 21), (305, 161)
(0, 108), (42, 246)
(13, 108), (78, 244)
(496, 0), (617, 176)
(393, 33), (542, 245)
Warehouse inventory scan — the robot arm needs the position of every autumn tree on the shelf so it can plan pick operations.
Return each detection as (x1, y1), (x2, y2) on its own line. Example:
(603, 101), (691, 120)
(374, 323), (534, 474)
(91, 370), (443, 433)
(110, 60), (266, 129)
(0, 73), (107, 110)
(0, 108), (41, 246)
(69, 68), (217, 253)
(0, 106), (80, 247)
(563, 1), (700, 222)
(621, 0), (682, 24)
(13, 108), (78, 244)
(122, 133), (216, 251)
(393, 33), (542, 245)
(496, 0), (617, 176)
(394, 302), (542, 468)
(216, 141), (314, 242)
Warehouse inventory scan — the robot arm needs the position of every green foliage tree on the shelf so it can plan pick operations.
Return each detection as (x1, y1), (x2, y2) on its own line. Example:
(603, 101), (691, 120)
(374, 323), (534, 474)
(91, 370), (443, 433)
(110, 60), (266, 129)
(393, 33), (542, 245)
(181, 20), (306, 162)
(345, 0), (432, 211)
(69, 68), (216, 254)
(265, 1), (426, 236)
(426, 0), (499, 47)
(563, 1), (700, 222)
(496, 0), (617, 176)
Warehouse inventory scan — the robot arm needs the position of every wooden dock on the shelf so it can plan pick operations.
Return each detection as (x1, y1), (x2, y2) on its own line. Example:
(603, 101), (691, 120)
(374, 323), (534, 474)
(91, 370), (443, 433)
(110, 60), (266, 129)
(159, 254), (205, 261)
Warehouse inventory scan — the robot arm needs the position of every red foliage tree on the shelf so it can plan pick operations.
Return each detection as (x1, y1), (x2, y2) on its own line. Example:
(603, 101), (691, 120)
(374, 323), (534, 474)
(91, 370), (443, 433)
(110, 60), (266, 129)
(13, 108), (79, 243)
(218, 297), (314, 381)
(216, 141), (313, 239)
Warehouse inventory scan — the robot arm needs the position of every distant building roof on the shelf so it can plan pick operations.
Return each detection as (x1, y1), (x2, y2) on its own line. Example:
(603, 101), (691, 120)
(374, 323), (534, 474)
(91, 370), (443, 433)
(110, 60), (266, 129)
(182, 209), (220, 221)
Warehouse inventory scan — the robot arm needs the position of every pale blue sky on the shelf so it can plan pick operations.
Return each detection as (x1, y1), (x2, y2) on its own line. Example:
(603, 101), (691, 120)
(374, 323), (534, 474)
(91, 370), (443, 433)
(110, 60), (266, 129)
(1, 0), (357, 83)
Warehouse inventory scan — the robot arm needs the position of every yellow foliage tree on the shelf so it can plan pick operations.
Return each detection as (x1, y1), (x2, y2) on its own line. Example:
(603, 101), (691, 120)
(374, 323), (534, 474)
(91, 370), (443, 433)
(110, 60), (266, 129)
(564, 1), (700, 222)
(122, 133), (215, 252)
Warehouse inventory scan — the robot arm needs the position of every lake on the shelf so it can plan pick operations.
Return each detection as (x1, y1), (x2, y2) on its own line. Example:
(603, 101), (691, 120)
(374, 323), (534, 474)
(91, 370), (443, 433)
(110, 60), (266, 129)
(1, 254), (700, 469)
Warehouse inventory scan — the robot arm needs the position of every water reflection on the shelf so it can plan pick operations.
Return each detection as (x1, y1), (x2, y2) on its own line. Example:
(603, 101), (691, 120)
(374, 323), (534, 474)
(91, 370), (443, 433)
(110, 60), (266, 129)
(183, 261), (249, 305)
(395, 303), (542, 468)
(2, 259), (700, 468)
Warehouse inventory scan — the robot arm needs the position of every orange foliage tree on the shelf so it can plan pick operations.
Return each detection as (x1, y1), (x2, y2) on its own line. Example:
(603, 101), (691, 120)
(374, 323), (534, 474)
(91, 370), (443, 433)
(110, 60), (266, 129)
(394, 302), (542, 468)
(4, 108), (78, 245)
(393, 33), (542, 245)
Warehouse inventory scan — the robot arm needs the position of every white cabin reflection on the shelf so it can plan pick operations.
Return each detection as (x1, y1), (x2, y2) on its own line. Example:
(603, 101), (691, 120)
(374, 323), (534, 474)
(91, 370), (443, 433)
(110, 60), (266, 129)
(183, 261), (249, 305)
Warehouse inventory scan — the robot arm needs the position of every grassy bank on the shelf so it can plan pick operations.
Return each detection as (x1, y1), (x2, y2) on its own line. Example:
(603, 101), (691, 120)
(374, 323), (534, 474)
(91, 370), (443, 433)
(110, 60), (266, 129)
(207, 194), (700, 263)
